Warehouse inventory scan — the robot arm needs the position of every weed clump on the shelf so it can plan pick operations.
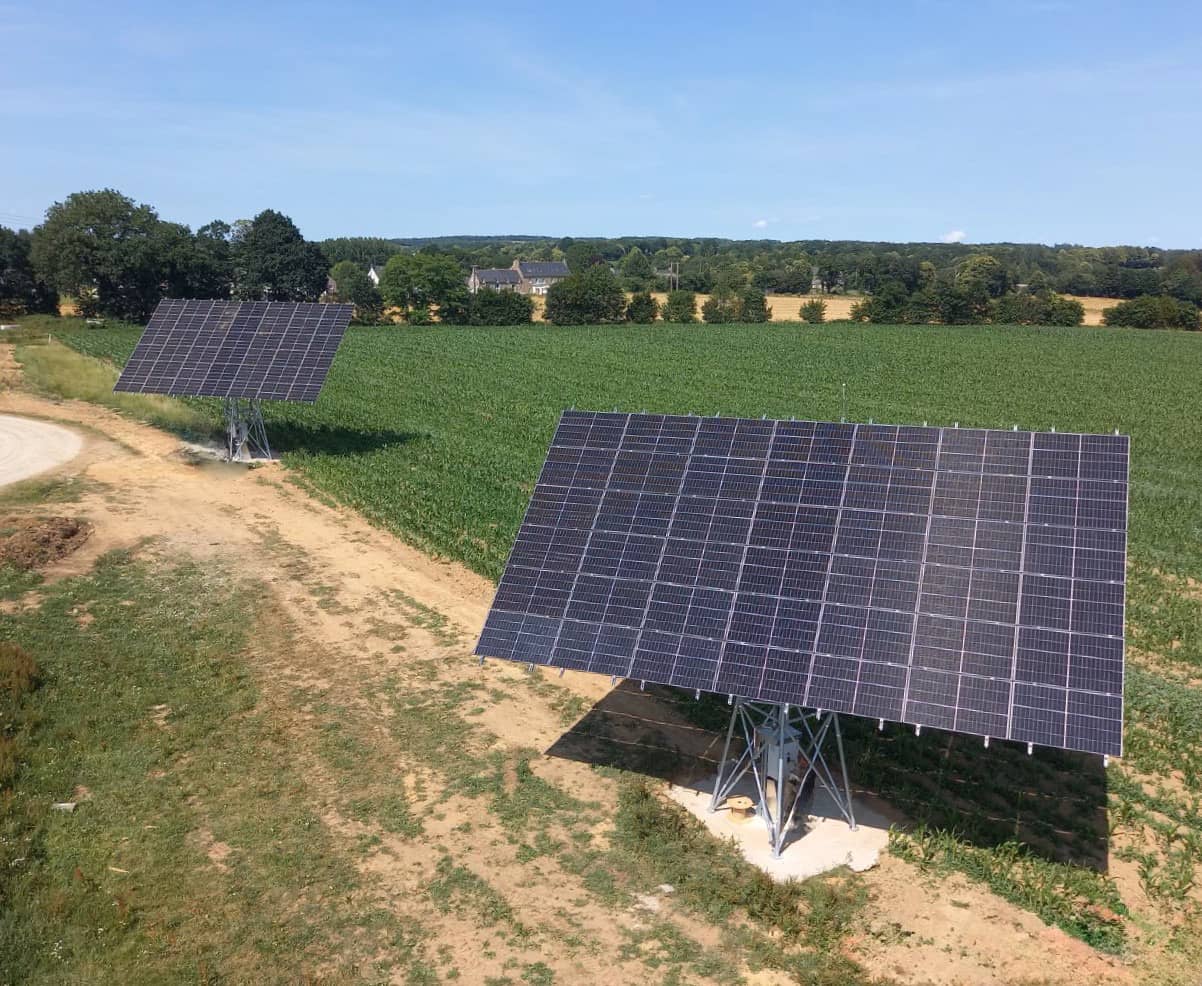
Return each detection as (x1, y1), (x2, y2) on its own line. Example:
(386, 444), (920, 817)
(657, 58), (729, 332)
(889, 825), (1127, 953)
(0, 642), (38, 786)
(613, 780), (869, 965)
(0, 642), (38, 705)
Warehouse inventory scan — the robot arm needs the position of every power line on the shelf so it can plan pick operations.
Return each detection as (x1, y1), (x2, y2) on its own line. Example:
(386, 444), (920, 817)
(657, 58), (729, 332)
(0, 210), (41, 225)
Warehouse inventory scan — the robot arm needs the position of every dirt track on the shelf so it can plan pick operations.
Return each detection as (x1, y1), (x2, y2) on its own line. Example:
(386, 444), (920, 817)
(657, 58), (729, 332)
(0, 344), (1138, 986)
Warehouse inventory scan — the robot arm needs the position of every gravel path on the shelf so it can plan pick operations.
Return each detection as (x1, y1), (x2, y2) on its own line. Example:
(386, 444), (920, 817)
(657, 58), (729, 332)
(0, 413), (84, 488)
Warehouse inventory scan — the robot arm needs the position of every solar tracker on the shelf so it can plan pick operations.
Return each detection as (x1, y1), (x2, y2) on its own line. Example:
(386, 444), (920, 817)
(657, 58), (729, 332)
(476, 412), (1128, 758)
(114, 299), (353, 402)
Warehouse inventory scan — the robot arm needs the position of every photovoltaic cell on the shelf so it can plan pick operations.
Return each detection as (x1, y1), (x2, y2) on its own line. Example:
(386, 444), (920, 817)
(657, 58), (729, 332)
(476, 412), (1129, 757)
(114, 299), (353, 403)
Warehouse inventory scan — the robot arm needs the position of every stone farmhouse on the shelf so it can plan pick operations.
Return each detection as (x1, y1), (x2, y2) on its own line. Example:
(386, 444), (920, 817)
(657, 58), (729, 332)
(468, 259), (570, 296)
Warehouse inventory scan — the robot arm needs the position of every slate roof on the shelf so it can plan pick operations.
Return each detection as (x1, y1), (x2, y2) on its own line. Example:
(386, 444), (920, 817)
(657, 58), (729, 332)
(475, 268), (520, 285)
(516, 261), (570, 278)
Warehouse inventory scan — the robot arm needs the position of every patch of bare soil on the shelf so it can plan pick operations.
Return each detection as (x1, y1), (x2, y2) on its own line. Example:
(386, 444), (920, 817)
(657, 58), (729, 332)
(0, 514), (92, 569)
(189, 827), (234, 872)
(855, 855), (1131, 986)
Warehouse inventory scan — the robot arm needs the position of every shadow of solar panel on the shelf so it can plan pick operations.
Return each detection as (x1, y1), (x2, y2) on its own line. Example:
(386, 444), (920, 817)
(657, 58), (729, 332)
(113, 299), (353, 403)
(477, 412), (1129, 757)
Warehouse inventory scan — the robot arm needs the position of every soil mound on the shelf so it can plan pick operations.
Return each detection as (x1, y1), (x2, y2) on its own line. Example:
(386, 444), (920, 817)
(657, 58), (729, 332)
(0, 515), (92, 570)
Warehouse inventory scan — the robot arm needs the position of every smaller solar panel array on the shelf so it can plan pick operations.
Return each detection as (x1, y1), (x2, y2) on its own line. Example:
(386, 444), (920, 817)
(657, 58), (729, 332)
(114, 299), (352, 403)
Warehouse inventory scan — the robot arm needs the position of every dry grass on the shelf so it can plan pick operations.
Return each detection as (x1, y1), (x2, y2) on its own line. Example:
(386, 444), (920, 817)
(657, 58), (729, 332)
(14, 339), (215, 437)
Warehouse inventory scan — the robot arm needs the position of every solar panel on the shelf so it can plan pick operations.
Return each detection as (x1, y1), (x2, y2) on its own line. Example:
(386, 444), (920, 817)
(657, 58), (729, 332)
(476, 412), (1129, 758)
(114, 299), (353, 403)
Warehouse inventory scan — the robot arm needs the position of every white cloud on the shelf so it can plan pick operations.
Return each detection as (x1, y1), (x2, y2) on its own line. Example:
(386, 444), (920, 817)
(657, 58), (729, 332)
(940, 229), (967, 243)
(752, 218), (769, 228)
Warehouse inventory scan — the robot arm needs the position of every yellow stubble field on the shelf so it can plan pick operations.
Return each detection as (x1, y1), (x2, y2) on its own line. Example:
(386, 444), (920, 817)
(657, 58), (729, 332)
(536, 293), (1115, 324)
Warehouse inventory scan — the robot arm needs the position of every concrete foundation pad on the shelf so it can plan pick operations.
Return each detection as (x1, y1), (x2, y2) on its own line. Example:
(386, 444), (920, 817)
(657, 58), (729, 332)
(667, 776), (894, 881)
(0, 414), (83, 489)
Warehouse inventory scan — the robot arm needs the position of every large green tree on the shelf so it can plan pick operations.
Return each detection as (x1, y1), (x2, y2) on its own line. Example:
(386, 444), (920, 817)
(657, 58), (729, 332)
(849, 280), (909, 323)
(186, 221), (236, 298)
(931, 282), (981, 324)
(738, 287), (771, 323)
(440, 288), (533, 326)
(1103, 295), (1200, 330)
(157, 221), (209, 299)
(799, 298), (826, 323)
(956, 254), (1009, 302)
(378, 252), (466, 319)
(620, 246), (654, 290)
(544, 265), (626, 324)
(990, 290), (1084, 326)
(625, 290), (659, 323)
(701, 282), (741, 323)
(329, 261), (383, 323)
(320, 237), (403, 267)
(30, 189), (170, 320)
(0, 226), (56, 318)
(661, 290), (697, 323)
(232, 210), (328, 302)
(563, 242), (600, 274)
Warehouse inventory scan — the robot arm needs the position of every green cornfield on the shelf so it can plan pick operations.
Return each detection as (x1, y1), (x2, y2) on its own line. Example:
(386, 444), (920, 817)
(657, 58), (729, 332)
(60, 320), (1202, 583)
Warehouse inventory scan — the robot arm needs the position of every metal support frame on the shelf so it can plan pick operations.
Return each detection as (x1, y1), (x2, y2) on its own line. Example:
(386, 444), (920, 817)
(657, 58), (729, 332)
(223, 397), (272, 462)
(709, 700), (857, 858)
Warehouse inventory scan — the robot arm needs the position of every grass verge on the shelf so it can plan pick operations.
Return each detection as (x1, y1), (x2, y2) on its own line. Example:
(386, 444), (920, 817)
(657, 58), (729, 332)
(13, 338), (215, 439)
(0, 549), (431, 983)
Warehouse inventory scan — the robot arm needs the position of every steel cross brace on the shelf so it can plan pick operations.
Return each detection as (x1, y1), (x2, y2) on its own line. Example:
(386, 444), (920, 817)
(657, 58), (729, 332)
(709, 700), (857, 858)
(223, 397), (272, 462)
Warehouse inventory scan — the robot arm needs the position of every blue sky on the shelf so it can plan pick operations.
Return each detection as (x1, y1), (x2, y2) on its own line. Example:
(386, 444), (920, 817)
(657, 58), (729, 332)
(2, 1), (1199, 246)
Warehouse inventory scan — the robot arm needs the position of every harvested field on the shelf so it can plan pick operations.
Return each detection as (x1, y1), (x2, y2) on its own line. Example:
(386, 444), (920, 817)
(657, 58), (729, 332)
(535, 294), (1117, 324)
(1068, 295), (1115, 326)
(651, 292), (860, 322)
(530, 293), (859, 322)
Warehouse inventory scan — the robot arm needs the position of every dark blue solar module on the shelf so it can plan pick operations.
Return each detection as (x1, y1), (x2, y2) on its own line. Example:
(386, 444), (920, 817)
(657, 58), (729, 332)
(476, 412), (1129, 757)
(114, 299), (353, 403)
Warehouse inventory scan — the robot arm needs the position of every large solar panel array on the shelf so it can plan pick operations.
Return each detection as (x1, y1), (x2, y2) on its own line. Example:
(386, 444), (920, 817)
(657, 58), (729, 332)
(114, 299), (353, 402)
(476, 412), (1129, 757)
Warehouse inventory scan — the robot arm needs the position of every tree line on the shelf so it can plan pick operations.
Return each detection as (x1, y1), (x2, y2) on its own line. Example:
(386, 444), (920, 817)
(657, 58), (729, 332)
(1, 189), (329, 321)
(323, 232), (1201, 329)
(323, 233), (1202, 304)
(2, 189), (1198, 329)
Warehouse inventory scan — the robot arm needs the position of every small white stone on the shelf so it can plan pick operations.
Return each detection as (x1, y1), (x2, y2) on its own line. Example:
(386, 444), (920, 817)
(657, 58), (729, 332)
(633, 894), (662, 913)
